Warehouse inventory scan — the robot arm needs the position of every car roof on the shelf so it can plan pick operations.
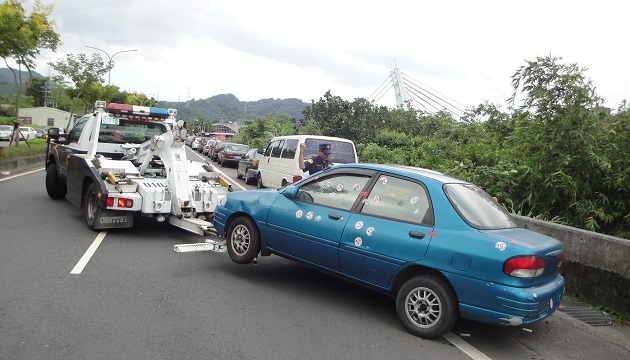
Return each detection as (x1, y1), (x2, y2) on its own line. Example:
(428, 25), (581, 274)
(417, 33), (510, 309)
(331, 163), (468, 184)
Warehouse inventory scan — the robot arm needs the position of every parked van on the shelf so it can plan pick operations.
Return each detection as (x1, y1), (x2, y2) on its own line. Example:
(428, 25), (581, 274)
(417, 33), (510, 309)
(257, 135), (358, 189)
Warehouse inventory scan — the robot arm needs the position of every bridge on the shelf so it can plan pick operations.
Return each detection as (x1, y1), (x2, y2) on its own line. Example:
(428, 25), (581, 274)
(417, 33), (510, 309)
(369, 66), (467, 120)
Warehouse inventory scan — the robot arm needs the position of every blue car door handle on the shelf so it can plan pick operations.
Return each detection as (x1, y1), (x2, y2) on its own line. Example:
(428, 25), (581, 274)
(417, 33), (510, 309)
(409, 231), (425, 239)
(328, 213), (342, 220)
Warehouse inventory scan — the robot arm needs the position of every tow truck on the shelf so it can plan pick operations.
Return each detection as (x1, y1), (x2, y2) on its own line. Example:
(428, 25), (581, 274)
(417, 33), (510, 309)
(44, 101), (231, 250)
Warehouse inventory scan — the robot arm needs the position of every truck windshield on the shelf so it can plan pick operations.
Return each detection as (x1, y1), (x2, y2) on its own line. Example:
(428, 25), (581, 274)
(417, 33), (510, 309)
(99, 117), (167, 144)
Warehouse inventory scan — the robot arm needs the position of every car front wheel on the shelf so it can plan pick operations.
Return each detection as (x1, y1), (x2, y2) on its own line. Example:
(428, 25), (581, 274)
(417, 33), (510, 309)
(226, 216), (261, 264)
(45, 163), (67, 200)
(395, 276), (458, 339)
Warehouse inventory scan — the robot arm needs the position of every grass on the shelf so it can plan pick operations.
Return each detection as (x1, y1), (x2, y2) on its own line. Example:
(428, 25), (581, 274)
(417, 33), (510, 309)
(0, 139), (48, 162)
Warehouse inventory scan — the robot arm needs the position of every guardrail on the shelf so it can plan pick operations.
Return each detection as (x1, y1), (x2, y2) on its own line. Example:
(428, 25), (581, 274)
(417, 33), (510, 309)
(513, 215), (630, 317)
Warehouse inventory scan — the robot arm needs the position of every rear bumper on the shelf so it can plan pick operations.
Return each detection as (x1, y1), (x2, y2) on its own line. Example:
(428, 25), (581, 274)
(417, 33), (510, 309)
(446, 272), (565, 327)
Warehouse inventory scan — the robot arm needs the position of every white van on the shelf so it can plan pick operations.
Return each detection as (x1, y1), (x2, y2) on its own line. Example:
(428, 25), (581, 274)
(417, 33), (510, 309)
(257, 135), (358, 189)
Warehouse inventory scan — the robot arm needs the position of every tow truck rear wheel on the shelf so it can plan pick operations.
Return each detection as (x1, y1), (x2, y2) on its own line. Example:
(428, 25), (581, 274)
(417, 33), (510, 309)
(84, 182), (101, 231)
(45, 163), (67, 200)
(226, 216), (260, 264)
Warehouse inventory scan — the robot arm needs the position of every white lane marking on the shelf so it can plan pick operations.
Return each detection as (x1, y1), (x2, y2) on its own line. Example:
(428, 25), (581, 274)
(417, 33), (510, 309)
(443, 331), (492, 360)
(187, 149), (246, 190)
(0, 167), (44, 182)
(70, 231), (108, 274)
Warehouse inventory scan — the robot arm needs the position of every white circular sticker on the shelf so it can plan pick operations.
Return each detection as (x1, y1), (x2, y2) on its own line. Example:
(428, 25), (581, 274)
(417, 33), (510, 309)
(354, 237), (362, 246)
(495, 242), (506, 251)
(380, 177), (388, 184)
(373, 195), (381, 202)
(306, 211), (313, 220)
(355, 221), (364, 230)
(366, 227), (375, 236)
(337, 183), (344, 192)
(325, 181), (331, 188)
(295, 210), (303, 218)
(410, 196), (419, 205)
(315, 216), (321, 221)
(353, 183), (361, 191)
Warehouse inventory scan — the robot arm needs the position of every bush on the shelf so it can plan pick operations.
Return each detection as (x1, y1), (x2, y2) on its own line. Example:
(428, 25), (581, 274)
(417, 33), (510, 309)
(0, 139), (48, 162)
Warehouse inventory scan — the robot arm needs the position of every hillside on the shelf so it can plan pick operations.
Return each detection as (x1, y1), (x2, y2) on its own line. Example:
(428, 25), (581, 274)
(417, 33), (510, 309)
(0, 67), (44, 95)
(157, 94), (309, 123)
(1, 68), (309, 122)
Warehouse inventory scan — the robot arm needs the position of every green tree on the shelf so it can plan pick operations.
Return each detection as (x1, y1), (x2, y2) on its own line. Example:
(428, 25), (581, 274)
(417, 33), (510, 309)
(0, 0), (60, 146)
(49, 53), (112, 129)
(24, 76), (47, 106)
(506, 55), (626, 234)
(127, 92), (156, 107)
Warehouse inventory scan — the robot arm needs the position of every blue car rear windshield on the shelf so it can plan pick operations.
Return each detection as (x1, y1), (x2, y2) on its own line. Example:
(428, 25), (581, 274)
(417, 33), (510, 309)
(444, 183), (517, 230)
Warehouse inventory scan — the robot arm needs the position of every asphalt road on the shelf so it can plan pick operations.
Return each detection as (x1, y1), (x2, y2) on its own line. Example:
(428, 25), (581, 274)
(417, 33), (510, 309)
(0, 148), (628, 360)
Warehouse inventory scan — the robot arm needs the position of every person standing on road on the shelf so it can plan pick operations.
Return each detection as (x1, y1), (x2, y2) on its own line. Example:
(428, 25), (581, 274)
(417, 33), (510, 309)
(298, 142), (332, 175)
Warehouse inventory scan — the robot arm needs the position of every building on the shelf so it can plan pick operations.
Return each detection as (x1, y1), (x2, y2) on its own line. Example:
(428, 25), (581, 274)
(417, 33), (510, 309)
(17, 107), (74, 129)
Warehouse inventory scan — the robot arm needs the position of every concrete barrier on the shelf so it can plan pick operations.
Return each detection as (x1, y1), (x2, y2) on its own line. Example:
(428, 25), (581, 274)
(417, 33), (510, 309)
(513, 215), (630, 317)
(0, 154), (45, 175)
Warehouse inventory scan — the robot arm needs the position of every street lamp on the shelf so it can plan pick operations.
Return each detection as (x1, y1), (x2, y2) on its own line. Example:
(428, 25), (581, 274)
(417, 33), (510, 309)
(85, 45), (137, 85)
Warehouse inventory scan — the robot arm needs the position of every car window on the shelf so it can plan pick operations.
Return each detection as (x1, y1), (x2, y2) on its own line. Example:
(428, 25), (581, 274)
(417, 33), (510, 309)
(296, 173), (372, 211)
(227, 144), (248, 152)
(360, 174), (434, 226)
(0, 125), (11, 130)
(270, 140), (284, 158)
(280, 139), (299, 159)
(444, 183), (517, 230)
(304, 138), (356, 163)
(68, 116), (89, 143)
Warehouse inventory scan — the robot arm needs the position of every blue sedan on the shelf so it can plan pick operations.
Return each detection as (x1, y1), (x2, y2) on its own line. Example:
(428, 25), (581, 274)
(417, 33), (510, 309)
(213, 163), (565, 338)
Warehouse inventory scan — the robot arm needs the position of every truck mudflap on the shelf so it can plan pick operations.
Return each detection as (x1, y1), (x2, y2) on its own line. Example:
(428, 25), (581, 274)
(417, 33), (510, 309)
(94, 210), (134, 229)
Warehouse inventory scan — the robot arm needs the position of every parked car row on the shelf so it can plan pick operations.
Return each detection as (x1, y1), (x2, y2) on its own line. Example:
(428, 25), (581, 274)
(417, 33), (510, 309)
(0, 125), (56, 141)
(184, 134), (266, 184)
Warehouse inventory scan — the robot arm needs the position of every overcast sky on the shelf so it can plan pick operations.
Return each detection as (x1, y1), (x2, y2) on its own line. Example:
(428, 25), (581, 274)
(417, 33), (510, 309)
(15, 0), (630, 110)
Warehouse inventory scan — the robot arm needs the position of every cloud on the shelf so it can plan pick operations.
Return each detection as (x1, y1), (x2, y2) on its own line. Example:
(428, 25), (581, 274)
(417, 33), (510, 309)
(14, 0), (629, 110)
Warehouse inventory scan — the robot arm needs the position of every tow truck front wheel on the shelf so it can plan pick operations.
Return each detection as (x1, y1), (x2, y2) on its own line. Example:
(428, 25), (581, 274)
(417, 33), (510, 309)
(45, 163), (67, 200)
(84, 183), (101, 231)
(226, 216), (261, 264)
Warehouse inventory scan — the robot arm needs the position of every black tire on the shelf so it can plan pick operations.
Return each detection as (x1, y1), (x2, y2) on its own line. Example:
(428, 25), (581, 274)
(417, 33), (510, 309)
(256, 174), (265, 189)
(395, 276), (458, 339)
(226, 216), (261, 264)
(84, 182), (101, 231)
(220, 158), (225, 167)
(45, 163), (67, 200)
(236, 169), (243, 179)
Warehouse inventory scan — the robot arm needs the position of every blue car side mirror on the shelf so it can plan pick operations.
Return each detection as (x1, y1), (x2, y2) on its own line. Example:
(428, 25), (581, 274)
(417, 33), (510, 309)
(282, 184), (298, 199)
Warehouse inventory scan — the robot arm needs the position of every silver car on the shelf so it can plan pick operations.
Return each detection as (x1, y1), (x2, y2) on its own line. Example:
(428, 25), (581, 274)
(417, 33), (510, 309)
(0, 125), (13, 141)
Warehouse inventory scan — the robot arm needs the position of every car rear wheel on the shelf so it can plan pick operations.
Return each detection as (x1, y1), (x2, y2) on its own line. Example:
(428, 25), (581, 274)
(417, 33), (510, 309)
(84, 182), (101, 231)
(256, 174), (265, 189)
(395, 276), (458, 339)
(45, 163), (67, 200)
(226, 216), (261, 264)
